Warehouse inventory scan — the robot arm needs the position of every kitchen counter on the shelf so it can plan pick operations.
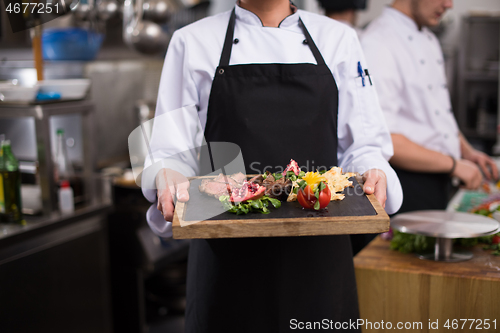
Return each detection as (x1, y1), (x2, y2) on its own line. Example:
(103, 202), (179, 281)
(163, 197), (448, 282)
(0, 200), (111, 242)
(0, 197), (114, 333)
(354, 237), (500, 332)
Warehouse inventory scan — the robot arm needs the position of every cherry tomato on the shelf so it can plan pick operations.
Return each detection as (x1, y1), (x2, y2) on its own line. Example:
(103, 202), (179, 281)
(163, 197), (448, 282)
(492, 235), (500, 245)
(297, 184), (331, 210)
(317, 186), (331, 209)
(297, 188), (314, 209)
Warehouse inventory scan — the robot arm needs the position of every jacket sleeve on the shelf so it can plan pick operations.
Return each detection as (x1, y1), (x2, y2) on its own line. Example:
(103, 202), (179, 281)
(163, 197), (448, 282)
(336, 29), (403, 214)
(140, 31), (203, 237)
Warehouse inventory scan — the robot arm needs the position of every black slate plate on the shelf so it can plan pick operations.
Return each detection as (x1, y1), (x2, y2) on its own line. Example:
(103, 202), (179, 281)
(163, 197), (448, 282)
(184, 177), (376, 222)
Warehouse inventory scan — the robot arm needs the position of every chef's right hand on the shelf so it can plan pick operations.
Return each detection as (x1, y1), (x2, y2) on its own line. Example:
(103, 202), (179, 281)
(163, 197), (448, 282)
(452, 159), (483, 190)
(156, 168), (190, 222)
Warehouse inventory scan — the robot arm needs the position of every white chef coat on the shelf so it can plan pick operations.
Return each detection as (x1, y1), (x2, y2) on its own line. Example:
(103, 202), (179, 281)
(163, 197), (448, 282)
(142, 4), (403, 236)
(361, 7), (460, 160)
(332, 19), (363, 38)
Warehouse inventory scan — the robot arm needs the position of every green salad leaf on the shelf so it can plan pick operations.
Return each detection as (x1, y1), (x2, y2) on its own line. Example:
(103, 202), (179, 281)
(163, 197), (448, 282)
(219, 195), (281, 215)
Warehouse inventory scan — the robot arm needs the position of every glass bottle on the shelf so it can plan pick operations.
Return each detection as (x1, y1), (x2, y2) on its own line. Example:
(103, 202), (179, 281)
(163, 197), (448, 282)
(54, 128), (74, 184)
(0, 134), (5, 216)
(0, 140), (24, 225)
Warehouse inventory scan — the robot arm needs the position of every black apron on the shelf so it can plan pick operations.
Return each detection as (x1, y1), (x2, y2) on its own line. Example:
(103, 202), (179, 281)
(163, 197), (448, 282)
(186, 9), (360, 332)
(393, 167), (451, 213)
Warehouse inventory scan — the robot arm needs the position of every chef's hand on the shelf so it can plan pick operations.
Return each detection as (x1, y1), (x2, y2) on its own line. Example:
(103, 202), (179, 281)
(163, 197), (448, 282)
(362, 169), (387, 208)
(452, 159), (483, 190)
(462, 149), (498, 181)
(156, 168), (190, 222)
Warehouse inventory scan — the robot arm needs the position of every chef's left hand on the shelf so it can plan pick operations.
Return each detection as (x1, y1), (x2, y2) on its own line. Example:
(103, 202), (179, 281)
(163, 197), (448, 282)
(362, 169), (387, 208)
(463, 149), (498, 181)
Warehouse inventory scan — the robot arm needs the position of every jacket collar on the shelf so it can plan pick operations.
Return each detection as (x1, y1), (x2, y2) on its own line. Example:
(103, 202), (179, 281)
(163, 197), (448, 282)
(234, 1), (300, 30)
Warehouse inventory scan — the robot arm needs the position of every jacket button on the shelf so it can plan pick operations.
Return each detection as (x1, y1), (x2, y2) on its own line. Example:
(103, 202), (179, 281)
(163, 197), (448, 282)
(233, 38), (239, 44)
(303, 39), (308, 44)
(219, 69), (224, 74)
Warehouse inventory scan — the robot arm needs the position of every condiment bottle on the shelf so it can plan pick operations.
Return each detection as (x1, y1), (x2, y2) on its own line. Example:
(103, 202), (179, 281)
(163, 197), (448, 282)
(58, 180), (74, 215)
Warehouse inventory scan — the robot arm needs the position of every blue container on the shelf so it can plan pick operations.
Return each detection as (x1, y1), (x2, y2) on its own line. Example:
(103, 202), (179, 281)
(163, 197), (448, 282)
(42, 28), (104, 61)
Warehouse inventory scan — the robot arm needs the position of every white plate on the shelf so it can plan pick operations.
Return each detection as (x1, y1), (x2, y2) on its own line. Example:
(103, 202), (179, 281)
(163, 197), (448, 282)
(37, 79), (91, 100)
(0, 85), (38, 102)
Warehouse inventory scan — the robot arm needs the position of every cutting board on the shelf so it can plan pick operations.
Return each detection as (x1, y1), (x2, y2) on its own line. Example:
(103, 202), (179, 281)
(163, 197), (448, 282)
(172, 176), (389, 239)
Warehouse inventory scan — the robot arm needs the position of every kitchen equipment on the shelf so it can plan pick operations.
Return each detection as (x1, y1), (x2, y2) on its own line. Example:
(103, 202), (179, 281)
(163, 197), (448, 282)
(143, 0), (182, 23)
(42, 28), (104, 61)
(37, 79), (91, 100)
(172, 176), (389, 239)
(0, 85), (38, 103)
(97, 0), (119, 20)
(391, 210), (500, 262)
(123, 0), (178, 55)
(126, 20), (170, 54)
(72, 2), (93, 21)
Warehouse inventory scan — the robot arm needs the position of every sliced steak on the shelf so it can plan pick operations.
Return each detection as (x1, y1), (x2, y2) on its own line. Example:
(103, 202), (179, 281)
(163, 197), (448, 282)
(213, 174), (239, 187)
(248, 174), (264, 185)
(265, 179), (292, 200)
(199, 173), (248, 199)
(230, 172), (246, 184)
(199, 179), (233, 198)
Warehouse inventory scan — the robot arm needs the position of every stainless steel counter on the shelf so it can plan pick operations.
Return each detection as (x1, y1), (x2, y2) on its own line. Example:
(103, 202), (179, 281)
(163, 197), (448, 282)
(0, 180), (114, 333)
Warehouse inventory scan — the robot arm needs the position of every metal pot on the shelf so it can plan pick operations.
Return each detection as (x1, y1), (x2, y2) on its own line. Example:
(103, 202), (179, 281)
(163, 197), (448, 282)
(142, 0), (182, 24)
(126, 20), (170, 54)
(97, 0), (119, 20)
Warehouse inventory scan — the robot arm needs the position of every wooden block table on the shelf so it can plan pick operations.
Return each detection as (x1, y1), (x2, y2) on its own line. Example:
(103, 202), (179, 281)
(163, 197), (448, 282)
(354, 237), (500, 332)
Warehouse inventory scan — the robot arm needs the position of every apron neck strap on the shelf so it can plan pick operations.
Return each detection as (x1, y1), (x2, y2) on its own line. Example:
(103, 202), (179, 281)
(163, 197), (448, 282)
(298, 17), (326, 66)
(219, 8), (326, 67)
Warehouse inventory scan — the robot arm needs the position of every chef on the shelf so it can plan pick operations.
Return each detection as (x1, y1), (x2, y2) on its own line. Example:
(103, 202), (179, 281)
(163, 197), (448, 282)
(361, 0), (498, 214)
(141, 0), (402, 331)
(317, 0), (367, 36)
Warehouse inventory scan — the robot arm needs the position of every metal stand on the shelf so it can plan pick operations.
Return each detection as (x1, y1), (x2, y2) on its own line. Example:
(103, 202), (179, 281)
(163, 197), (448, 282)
(418, 237), (473, 262)
(391, 210), (500, 263)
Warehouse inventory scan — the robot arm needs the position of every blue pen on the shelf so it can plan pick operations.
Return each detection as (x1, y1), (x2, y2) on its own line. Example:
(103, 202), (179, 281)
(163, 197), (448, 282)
(357, 61), (365, 87)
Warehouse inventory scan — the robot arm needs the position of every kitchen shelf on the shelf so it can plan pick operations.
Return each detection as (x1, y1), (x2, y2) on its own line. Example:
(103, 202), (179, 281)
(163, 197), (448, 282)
(456, 15), (500, 151)
(0, 100), (96, 215)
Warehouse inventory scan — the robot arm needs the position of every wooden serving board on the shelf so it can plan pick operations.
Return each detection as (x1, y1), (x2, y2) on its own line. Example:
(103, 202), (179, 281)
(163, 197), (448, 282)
(172, 176), (389, 239)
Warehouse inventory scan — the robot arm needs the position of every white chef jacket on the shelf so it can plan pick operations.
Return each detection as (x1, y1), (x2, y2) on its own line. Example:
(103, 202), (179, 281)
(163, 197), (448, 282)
(361, 7), (460, 160)
(142, 4), (403, 236)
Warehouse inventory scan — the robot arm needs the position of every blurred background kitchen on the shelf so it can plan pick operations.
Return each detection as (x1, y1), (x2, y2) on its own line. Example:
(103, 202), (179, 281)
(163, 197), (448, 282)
(0, 0), (499, 332)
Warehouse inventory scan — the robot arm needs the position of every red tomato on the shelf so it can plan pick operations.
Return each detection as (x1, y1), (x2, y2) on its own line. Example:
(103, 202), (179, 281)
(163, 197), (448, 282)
(297, 188), (314, 209)
(297, 184), (331, 210)
(492, 235), (500, 245)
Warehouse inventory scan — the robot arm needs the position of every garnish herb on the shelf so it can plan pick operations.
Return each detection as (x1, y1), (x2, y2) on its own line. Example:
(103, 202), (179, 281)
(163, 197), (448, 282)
(219, 195), (281, 215)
